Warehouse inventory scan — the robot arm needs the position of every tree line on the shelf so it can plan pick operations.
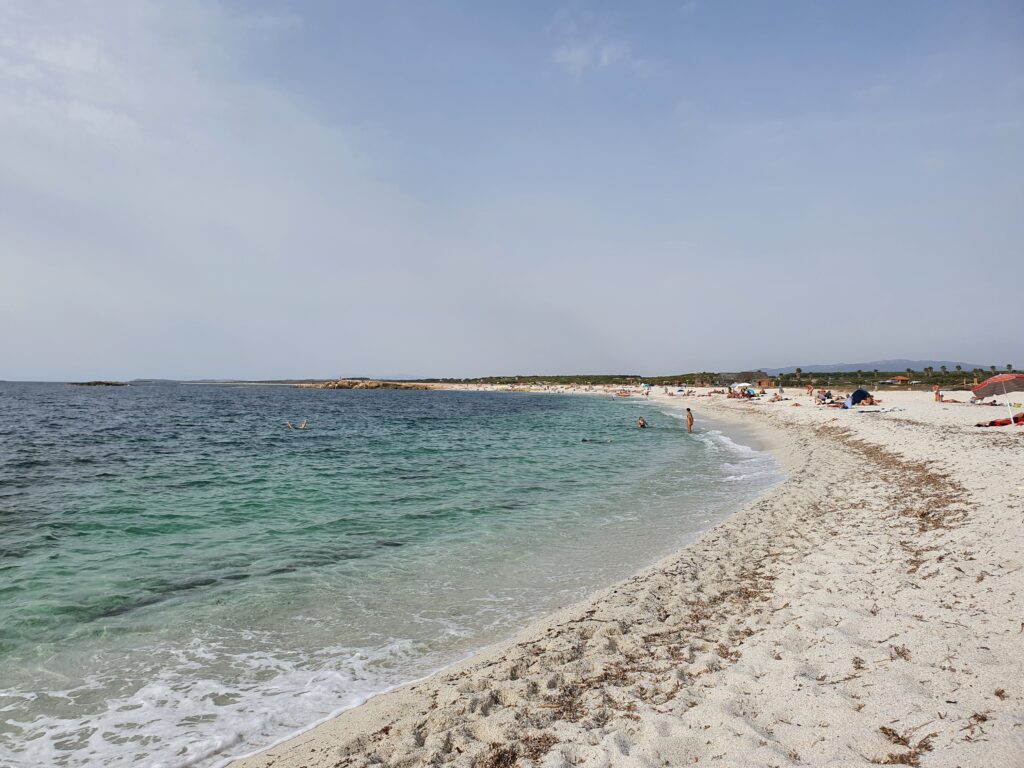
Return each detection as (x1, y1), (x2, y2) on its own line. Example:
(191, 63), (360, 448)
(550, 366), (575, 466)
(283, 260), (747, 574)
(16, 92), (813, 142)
(417, 364), (1015, 388)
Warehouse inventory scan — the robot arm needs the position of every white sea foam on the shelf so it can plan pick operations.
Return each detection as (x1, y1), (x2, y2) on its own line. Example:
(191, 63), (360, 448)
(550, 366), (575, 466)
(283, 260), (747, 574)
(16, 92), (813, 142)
(2, 638), (426, 768)
(661, 409), (782, 491)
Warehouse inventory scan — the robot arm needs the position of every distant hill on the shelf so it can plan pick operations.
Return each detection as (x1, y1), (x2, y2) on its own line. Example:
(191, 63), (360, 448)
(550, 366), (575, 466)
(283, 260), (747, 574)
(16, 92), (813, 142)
(762, 360), (986, 375)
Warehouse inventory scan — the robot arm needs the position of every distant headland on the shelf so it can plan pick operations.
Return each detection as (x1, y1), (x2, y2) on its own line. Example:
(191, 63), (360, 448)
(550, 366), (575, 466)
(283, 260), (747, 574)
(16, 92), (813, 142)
(294, 379), (433, 390)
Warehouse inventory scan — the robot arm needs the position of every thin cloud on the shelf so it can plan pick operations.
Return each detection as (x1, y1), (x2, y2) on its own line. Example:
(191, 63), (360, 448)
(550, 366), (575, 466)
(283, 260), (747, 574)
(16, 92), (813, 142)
(553, 37), (652, 78)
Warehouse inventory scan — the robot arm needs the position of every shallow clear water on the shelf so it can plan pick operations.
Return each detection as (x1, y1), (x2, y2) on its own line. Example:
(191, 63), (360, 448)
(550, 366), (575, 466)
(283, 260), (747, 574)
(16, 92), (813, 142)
(0, 383), (780, 767)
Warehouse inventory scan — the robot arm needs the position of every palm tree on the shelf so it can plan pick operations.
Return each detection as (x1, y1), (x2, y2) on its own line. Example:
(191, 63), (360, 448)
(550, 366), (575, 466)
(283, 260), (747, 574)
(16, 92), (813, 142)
(924, 366), (933, 378)
(1008, 364), (1014, 373)
(991, 365), (997, 374)
(795, 367), (802, 382)
(955, 365), (962, 373)
(940, 365), (947, 374)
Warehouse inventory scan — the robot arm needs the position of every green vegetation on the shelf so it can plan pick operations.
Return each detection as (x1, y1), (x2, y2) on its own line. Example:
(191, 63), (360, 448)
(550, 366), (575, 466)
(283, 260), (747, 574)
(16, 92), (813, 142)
(414, 366), (1016, 390)
(769, 369), (995, 389)
(420, 372), (744, 387)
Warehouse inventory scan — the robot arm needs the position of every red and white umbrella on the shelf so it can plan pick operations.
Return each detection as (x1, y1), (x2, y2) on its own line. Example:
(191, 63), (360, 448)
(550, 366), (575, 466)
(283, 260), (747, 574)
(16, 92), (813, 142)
(973, 373), (1024, 424)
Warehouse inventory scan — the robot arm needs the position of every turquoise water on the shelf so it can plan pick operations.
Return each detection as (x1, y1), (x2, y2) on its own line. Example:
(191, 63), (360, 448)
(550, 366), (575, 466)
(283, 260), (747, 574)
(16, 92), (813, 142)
(0, 383), (780, 767)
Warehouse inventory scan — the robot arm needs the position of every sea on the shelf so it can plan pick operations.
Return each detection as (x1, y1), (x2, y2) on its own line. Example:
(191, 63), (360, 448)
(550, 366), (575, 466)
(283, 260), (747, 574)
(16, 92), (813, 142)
(0, 382), (781, 768)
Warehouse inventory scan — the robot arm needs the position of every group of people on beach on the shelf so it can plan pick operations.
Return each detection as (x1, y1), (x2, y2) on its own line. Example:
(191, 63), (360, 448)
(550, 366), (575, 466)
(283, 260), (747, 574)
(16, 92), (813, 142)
(804, 386), (877, 408)
(727, 387), (764, 400)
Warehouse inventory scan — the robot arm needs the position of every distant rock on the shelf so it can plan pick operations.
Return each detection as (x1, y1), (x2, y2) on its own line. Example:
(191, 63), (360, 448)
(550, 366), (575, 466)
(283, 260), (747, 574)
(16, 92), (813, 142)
(69, 381), (128, 387)
(296, 379), (433, 391)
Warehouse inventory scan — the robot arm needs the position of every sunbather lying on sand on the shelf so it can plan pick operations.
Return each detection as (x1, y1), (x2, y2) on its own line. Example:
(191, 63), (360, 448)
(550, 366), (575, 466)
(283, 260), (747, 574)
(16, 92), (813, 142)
(976, 413), (1024, 427)
(825, 395), (879, 409)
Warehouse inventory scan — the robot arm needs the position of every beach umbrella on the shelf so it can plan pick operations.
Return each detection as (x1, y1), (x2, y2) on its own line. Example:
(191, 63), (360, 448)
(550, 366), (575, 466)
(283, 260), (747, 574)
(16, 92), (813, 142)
(731, 382), (751, 389)
(973, 373), (1024, 424)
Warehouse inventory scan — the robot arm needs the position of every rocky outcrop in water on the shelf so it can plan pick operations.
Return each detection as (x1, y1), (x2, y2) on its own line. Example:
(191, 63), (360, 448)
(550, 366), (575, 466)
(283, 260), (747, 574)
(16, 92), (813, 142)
(69, 381), (128, 386)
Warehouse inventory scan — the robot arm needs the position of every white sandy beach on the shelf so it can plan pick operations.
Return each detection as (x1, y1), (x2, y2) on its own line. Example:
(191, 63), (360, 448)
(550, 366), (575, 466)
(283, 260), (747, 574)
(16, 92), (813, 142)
(231, 388), (1024, 768)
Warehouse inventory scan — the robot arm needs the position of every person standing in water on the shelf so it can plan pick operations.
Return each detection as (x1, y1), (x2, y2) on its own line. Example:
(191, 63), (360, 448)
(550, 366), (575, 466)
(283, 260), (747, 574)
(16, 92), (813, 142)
(686, 408), (694, 433)
(637, 416), (647, 429)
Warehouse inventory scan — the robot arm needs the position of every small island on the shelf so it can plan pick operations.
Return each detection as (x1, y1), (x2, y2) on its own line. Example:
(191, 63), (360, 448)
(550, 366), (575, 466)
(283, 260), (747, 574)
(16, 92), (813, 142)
(69, 381), (129, 387)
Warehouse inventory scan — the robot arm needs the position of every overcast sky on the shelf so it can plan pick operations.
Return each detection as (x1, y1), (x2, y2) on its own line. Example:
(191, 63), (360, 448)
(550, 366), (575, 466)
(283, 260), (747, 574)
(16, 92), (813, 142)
(1, 1), (1021, 380)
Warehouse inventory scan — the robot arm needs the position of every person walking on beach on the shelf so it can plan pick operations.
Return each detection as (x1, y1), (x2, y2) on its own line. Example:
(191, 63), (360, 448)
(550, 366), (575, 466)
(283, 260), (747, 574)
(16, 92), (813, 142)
(686, 408), (694, 433)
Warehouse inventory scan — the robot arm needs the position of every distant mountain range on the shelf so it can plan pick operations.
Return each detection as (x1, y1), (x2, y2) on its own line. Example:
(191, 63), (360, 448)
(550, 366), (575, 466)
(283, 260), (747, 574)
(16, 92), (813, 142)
(762, 359), (987, 375)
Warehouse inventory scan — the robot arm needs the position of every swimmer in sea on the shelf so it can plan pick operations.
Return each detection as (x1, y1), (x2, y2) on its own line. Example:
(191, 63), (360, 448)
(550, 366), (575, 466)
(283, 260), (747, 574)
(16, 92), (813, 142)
(637, 417), (647, 429)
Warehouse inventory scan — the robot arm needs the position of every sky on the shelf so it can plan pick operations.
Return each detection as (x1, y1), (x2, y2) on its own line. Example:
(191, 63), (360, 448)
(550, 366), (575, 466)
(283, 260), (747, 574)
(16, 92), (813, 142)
(1, 0), (1021, 380)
